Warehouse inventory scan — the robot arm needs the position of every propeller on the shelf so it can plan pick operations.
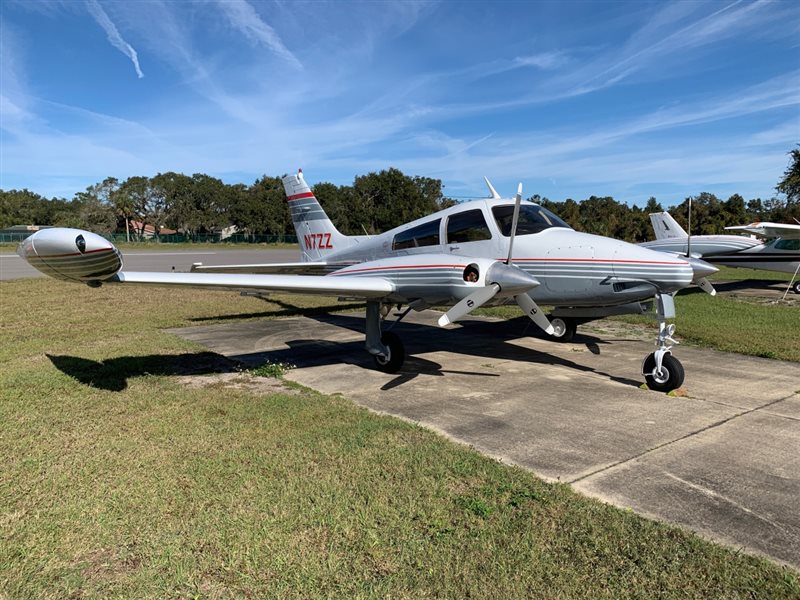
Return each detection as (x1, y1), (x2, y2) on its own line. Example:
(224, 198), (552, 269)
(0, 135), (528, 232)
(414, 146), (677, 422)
(438, 182), (554, 335)
(438, 283), (501, 327)
(506, 183), (523, 265)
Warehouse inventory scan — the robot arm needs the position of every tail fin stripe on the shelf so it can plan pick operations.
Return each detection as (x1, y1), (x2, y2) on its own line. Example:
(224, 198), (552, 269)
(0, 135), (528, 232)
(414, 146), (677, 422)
(287, 191), (316, 202)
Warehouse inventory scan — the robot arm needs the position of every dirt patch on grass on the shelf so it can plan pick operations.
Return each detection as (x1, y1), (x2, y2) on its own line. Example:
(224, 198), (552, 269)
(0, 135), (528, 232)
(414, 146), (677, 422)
(175, 372), (298, 395)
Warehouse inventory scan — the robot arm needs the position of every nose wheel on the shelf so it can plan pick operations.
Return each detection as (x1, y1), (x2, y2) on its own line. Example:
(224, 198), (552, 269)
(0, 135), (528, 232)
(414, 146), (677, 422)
(642, 352), (684, 392)
(642, 293), (685, 393)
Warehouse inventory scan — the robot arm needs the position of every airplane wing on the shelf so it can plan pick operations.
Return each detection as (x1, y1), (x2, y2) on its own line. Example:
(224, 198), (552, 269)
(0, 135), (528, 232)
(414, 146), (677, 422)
(190, 261), (346, 275)
(724, 222), (800, 240)
(111, 271), (395, 298)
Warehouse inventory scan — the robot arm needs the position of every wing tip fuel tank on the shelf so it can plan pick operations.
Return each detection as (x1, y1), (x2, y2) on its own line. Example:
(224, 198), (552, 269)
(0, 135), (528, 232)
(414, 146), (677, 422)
(17, 228), (123, 283)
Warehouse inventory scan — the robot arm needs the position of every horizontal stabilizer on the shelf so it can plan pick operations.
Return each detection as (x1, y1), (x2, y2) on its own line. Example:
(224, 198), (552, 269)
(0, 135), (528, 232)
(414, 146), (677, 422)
(725, 222), (800, 240)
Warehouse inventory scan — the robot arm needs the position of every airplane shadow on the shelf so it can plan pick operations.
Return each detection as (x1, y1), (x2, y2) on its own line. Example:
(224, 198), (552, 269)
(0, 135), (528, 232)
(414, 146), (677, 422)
(225, 312), (643, 390)
(47, 351), (236, 392)
(49, 309), (644, 392)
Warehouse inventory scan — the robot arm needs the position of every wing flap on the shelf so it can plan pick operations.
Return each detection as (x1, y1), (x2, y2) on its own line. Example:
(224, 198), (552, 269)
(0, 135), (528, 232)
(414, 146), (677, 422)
(111, 271), (394, 298)
(190, 261), (347, 275)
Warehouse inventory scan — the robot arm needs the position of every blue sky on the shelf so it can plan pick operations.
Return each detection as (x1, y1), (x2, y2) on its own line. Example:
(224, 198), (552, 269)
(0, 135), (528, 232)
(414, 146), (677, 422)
(1, 0), (799, 206)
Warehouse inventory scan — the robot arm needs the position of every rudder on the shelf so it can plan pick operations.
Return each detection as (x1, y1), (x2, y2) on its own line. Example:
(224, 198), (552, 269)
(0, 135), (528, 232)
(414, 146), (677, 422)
(282, 170), (353, 261)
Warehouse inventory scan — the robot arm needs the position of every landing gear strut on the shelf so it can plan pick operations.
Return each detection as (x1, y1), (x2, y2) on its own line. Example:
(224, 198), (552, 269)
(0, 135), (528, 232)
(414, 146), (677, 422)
(365, 301), (406, 373)
(642, 294), (685, 393)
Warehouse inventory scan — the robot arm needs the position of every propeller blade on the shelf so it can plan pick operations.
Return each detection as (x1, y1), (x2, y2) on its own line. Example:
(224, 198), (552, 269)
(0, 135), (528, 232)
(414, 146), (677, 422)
(696, 277), (717, 296)
(438, 283), (501, 327)
(506, 182), (523, 265)
(516, 293), (555, 335)
(686, 196), (692, 258)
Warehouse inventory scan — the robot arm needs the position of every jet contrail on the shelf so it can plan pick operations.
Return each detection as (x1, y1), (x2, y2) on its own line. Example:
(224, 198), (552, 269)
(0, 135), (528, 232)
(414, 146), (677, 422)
(85, 0), (144, 79)
(215, 0), (303, 70)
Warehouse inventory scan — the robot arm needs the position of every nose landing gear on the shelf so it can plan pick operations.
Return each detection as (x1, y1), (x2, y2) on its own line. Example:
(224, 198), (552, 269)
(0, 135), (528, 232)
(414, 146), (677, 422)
(642, 294), (685, 393)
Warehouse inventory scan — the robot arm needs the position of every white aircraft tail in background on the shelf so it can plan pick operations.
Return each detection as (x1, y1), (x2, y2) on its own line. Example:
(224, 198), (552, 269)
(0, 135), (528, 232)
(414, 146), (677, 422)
(649, 212), (688, 240)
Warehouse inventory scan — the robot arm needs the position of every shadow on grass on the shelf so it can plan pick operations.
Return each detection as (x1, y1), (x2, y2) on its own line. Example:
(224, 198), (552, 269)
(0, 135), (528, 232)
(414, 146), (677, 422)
(47, 351), (235, 392)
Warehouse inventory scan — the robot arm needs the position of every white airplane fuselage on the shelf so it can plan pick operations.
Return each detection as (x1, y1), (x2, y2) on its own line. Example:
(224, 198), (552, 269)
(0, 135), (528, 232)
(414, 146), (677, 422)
(298, 198), (695, 307)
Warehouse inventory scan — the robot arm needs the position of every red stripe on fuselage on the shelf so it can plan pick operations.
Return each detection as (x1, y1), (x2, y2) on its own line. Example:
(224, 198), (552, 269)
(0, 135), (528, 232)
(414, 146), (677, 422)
(332, 264), (466, 275)
(286, 192), (316, 202)
(498, 257), (686, 265)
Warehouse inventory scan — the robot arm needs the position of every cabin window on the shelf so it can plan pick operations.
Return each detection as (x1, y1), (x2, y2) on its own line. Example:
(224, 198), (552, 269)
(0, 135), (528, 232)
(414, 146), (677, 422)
(447, 209), (492, 243)
(392, 219), (441, 250)
(492, 204), (571, 236)
(774, 239), (800, 251)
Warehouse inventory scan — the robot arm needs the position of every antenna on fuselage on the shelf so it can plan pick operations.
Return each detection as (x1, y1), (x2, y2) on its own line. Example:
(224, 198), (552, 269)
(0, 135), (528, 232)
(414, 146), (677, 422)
(484, 177), (501, 200)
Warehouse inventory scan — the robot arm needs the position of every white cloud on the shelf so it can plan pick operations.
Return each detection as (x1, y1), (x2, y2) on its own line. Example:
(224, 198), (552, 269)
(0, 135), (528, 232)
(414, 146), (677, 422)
(85, 0), (144, 78)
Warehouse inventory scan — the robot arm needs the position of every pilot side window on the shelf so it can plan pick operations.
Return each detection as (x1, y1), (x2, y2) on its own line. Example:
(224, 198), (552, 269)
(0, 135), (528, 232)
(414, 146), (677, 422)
(774, 239), (800, 251)
(447, 209), (492, 244)
(392, 219), (441, 250)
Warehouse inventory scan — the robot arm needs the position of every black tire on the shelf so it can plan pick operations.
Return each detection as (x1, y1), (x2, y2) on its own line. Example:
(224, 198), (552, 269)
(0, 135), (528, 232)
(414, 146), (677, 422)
(547, 316), (577, 343)
(643, 353), (685, 393)
(372, 331), (405, 373)
(793, 280), (800, 295)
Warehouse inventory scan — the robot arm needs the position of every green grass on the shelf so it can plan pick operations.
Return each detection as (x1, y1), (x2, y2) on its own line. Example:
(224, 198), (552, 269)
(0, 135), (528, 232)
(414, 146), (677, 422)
(614, 292), (800, 361)
(1, 279), (798, 598)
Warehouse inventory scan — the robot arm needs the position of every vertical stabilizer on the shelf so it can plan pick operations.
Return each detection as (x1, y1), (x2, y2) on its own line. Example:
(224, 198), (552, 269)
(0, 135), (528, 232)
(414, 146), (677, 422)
(649, 211), (687, 240)
(282, 171), (354, 261)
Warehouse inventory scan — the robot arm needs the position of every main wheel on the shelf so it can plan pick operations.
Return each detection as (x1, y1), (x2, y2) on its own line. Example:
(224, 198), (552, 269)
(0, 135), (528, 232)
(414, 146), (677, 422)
(793, 280), (800, 295)
(547, 316), (577, 342)
(372, 331), (405, 373)
(643, 353), (685, 392)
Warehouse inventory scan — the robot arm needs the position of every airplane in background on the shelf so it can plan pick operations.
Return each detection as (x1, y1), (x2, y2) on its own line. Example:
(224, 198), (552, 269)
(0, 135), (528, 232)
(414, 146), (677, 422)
(643, 212), (800, 295)
(17, 171), (720, 392)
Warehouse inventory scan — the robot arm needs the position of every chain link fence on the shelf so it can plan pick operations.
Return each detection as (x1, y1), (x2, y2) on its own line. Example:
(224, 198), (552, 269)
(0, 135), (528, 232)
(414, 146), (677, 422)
(1, 231), (298, 245)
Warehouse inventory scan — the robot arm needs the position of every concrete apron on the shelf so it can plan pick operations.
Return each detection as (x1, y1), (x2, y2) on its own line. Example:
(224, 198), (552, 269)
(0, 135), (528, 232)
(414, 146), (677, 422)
(167, 311), (800, 569)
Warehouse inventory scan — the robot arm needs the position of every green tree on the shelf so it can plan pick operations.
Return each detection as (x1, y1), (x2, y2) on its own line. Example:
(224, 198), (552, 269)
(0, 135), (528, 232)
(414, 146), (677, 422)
(776, 145), (800, 204)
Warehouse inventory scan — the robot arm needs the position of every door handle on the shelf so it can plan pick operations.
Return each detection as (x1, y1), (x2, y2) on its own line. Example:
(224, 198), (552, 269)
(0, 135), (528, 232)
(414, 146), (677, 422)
(449, 245), (460, 251)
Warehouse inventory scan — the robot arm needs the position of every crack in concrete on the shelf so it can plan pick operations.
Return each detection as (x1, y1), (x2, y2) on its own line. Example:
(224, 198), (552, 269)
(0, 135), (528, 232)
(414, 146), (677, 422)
(569, 392), (797, 484)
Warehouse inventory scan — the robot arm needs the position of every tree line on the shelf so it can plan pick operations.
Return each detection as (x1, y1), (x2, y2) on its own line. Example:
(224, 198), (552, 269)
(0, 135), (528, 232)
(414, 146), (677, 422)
(2, 147), (798, 243)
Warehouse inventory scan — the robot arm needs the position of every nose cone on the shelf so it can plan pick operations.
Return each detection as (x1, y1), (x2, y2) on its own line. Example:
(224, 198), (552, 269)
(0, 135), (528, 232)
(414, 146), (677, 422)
(685, 256), (718, 281)
(18, 228), (122, 282)
(487, 261), (541, 296)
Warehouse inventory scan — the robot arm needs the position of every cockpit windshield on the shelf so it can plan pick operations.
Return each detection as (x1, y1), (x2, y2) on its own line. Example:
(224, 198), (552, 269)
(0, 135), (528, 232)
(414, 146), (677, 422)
(492, 204), (572, 236)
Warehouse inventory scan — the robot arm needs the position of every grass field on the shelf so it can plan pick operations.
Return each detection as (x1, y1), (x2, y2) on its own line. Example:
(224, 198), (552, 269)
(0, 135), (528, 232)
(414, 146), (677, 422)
(1, 278), (798, 598)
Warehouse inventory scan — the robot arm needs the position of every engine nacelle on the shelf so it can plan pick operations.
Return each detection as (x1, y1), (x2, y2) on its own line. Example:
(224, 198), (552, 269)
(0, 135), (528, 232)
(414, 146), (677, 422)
(17, 228), (123, 284)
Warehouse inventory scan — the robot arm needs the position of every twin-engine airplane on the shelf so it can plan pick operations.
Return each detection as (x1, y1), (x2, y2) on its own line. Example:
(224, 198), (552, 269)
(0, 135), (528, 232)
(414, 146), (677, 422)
(643, 212), (800, 294)
(18, 171), (719, 392)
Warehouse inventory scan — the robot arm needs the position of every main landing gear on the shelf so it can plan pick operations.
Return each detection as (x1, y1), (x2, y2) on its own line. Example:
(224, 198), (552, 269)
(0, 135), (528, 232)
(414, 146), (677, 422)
(547, 316), (577, 343)
(365, 301), (407, 373)
(642, 294), (685, 393)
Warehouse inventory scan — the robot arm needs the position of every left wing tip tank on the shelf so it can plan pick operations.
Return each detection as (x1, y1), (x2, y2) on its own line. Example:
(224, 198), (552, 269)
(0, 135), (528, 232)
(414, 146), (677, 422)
(17, 228), (123, 284)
